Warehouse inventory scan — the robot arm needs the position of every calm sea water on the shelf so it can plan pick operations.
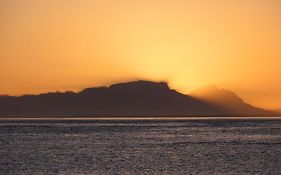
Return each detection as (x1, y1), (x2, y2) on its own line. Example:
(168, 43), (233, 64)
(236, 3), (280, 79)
(1, 118), (281, 175)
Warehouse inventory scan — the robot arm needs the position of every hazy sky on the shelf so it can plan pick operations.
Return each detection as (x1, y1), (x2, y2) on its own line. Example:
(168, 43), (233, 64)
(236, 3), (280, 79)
(0, 0), (281, 109)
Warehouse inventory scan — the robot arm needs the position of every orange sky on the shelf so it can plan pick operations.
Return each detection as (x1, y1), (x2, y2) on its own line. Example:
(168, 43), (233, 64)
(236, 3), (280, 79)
(0, 0), (281, 109)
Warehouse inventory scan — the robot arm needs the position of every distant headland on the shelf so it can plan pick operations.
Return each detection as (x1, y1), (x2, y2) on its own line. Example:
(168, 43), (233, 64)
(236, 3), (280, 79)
(0, 80), (278, 117)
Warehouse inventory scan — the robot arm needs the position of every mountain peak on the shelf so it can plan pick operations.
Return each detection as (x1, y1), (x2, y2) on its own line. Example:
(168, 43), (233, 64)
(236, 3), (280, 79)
(109, 80), (170, 90)
(190, 84), (277, 115)
(80, 80), (170, 95)
(191, 84), (244, 105)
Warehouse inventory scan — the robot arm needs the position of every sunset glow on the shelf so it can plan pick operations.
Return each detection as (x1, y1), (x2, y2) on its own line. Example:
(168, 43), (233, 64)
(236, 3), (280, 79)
(1, 0), (281, 109)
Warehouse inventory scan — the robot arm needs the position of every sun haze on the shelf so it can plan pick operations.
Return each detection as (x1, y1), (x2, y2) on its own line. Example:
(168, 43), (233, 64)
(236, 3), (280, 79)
(0, 0), (281, 109)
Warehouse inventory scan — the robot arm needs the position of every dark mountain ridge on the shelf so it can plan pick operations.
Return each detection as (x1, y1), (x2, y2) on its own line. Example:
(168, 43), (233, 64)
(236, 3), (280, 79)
(0, 80), (277, 117)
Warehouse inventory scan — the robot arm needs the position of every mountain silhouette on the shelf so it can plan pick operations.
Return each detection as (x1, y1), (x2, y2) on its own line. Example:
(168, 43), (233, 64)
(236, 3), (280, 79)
(190, 85), (275, 116)
(0, 80), (277, 117)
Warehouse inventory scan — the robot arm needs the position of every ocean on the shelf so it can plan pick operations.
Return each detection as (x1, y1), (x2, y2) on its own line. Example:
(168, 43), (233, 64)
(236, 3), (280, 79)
(1, 118), (281, 175)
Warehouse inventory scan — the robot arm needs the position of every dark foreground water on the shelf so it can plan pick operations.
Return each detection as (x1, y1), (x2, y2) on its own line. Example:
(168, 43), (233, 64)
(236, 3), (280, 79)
(1, 118), (281, 175)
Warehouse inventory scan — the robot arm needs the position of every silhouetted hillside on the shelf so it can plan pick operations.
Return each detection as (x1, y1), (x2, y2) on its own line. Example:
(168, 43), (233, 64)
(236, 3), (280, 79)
(0, 81), (277, 117)
(190, 85), (276, 116)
